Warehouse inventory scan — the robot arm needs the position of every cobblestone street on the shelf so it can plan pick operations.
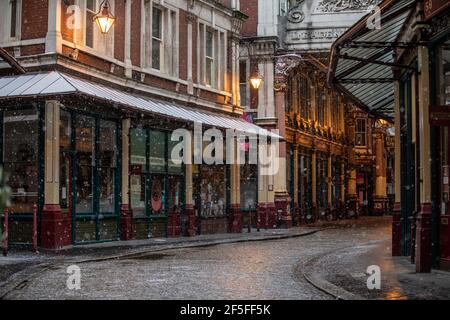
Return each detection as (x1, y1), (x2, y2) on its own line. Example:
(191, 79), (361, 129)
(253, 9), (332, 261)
(2, 217), (393, 300)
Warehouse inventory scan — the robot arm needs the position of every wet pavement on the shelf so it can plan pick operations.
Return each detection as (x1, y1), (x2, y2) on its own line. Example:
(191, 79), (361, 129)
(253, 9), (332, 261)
(315, 238), (450, 300)
(2, 217), (396, 300)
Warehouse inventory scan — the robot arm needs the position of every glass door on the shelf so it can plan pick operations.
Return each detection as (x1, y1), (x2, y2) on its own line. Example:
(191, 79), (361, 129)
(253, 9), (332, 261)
(72, 113), (119, 244)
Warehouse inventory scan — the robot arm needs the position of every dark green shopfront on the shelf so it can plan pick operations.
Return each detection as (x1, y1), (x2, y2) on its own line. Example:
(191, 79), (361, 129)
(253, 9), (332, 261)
(0, 72), (266, 249)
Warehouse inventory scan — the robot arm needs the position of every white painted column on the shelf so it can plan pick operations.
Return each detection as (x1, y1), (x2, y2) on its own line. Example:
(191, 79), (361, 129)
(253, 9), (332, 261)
(121, 119), (131, 206)
(187, 13), (194, 95)
(45, 101), (60, 205)
(46, 0), (62, 54)
(124, 0), (132, 78)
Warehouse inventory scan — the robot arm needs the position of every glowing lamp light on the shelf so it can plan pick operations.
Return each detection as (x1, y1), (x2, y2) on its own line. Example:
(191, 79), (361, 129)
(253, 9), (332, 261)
(94, 0), (116, 34)
(249, 73), (264, 90)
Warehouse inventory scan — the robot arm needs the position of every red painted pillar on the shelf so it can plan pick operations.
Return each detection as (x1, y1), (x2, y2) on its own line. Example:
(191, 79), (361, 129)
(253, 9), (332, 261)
(392, 202), (402, 257)
(415, 203), (432, 273)
(276, 195), (292, 229)
(229, 204), (242, 233)
(40, 204), (66, 250)
(186, 204), (196, 237)
(120, 204), (133, 241)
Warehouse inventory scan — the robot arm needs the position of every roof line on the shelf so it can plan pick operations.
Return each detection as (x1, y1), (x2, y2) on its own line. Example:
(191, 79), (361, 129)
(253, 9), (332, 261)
(0, 47), (26, 75)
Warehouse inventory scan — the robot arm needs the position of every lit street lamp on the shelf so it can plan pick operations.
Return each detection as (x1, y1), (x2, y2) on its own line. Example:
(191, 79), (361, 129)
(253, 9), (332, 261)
(249, 69), (263, 90)
(94, 0), (116, 34)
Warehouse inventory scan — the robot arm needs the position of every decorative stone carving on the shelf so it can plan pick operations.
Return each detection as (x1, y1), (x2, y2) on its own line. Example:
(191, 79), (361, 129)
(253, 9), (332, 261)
(316, 0), (378, 13)
(287, 0), (306, 23)
(275, 54), (303, 76)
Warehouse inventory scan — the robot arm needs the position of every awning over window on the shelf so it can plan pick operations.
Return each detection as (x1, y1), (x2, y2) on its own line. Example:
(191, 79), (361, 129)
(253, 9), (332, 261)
(0, 71), (280, 139)
(328, 0), (416, 119)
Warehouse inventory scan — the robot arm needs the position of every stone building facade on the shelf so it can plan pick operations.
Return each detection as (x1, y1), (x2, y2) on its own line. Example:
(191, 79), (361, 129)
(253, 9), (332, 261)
(0, 0), (276, 249)
(329, 0), (450, 272)
(238, 0), (393, 224)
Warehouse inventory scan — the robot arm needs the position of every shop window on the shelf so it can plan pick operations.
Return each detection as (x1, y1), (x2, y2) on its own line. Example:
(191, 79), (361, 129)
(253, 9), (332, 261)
(150, 175), (165, 215)
(60, 110), (72, 210)
(130, 128), (184, 222)
(299, 152), (312, 209)
(332, 160), (341, 208)
(149, 130), (166, 173)
(438, 42), (450, 106)
(143, 2), (178, 76)
(356, 119), (367, 146)
(99, 120), (117, 213)
(130, 128), (147, 218)
(2, 108), (39, 214)
(199, 165), (227, 217)
(75, 115), (95, 214)
(316, 154), (328, 209)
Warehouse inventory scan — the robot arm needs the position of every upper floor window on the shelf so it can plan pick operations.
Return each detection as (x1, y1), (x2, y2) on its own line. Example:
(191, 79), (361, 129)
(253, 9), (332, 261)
(75, 0), (114, 56)
(316, 88), (326, 126)
(143, 2), (178, 76)
(356, 119), (367, 146)
(240, 60), (248, 107)
(205, 30), (214, 86)
(152, 7), (162, 70)
(199, 23), (226, 90)
(85, 0), (96, 48)
(332, 95), (340, 130)
(0, 0), (21, 43)
(299, 76), (310, 120)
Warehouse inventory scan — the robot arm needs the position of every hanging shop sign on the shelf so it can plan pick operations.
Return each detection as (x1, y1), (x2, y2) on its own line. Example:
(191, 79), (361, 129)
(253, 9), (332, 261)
(424, 0), (450, 21)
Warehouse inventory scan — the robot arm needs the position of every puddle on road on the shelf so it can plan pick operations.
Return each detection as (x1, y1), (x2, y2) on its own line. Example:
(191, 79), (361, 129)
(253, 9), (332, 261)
(127, 253), (174, 261)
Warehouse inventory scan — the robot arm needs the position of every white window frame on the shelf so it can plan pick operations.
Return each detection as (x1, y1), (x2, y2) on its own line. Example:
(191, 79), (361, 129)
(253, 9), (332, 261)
(239, 59), (249, 107)
(356, 118), (367, 147)
(205, 28), (215, 87)
(198, 22), (226, 90)
(73, 0), (115, 57)
(85, 0), (97, 49)
(0, 0), (21, 43)
(142, 1), (179, 77)
(151, 6), (163, 71)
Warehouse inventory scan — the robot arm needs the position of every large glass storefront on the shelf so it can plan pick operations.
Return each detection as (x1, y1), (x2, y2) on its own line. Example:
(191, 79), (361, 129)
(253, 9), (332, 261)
(130, 128), (184, 239)
(60, 110), (120, 244)
(1, 106), (41, 243)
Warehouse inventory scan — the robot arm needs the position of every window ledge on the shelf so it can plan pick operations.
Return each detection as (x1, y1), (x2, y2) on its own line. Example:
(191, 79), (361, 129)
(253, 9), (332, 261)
(62, 40), (121, 66)
(139, 67), (186, 85)
(194, 84), (233, 97)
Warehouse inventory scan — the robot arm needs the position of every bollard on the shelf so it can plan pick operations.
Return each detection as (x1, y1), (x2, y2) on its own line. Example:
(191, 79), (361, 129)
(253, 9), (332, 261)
(3, 208), (8, 257)
(32, 204), (38, 253)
